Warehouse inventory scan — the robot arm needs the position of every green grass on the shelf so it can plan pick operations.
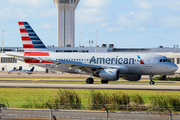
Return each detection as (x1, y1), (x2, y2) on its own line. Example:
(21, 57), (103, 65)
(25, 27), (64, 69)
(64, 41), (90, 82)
(1, 88), (180, 110)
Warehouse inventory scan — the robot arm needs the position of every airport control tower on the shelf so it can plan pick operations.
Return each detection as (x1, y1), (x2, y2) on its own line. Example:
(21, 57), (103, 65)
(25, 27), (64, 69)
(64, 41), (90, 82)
(53, 0), (80, 47)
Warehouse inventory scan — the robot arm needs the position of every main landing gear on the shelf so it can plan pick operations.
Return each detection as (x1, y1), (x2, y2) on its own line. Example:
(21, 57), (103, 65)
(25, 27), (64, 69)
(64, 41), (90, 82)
(86, 78), (109, 84)
(86, 78), (94, 84)
(101, 80), (109, 84)
(149, 74), (155, 85)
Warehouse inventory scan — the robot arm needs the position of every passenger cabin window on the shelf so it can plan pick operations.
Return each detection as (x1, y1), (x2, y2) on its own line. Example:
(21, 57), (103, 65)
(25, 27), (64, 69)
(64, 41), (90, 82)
(159, 59), (162, 62)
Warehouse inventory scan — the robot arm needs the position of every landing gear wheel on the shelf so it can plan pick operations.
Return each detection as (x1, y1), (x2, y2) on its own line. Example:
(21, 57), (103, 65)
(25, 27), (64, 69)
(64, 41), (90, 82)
(101, 80), (109, 84)
(149, 74), (155, 85)
(86, 78), (94, 84)
(150, 81), (155, 85)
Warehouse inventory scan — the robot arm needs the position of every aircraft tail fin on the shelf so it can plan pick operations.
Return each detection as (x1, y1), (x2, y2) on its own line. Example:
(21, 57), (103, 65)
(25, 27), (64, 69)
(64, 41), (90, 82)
(30, 66), (35, 72)
(18, 21), (50, 56)
(19, 66), (22, 71)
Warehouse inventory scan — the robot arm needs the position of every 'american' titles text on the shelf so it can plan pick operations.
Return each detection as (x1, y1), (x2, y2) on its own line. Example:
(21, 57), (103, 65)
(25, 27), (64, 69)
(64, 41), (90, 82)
(89, 56), (134, 64)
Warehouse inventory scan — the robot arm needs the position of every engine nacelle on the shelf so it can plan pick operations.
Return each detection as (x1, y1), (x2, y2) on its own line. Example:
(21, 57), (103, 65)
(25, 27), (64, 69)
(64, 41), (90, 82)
(122, 75), (141, 81)
(98, 69), (120, 81)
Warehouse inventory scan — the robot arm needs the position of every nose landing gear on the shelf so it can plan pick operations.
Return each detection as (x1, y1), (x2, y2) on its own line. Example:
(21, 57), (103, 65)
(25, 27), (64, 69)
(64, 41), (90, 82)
(149, 74), (155, 85)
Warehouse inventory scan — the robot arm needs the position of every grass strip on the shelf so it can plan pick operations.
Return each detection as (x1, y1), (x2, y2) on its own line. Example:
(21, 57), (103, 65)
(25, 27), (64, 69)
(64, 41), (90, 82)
(1, 88), (180, 112)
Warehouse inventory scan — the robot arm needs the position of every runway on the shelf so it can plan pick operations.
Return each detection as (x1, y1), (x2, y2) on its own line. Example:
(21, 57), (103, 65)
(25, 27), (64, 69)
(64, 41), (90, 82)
(0, 83), (180, 91)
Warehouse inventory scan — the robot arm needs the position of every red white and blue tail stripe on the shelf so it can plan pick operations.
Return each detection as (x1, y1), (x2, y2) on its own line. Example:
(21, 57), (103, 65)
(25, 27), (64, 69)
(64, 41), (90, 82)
(18, 21), (49, 56)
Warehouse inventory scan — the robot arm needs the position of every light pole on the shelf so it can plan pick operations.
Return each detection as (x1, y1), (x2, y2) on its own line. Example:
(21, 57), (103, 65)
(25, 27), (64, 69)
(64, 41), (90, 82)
(79, 32), (83, 52)
(95, 30), (98, 53)
(1, 31), (4, 53)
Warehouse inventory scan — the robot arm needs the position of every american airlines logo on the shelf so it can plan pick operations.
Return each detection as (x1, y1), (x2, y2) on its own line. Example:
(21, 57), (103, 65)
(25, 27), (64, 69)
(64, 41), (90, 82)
(89, 56), (135, 64)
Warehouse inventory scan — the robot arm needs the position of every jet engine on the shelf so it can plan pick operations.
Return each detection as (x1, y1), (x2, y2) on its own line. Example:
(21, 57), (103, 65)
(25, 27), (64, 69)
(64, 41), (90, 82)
(122, 75), (141, 81)
(98, 69), (120, 81)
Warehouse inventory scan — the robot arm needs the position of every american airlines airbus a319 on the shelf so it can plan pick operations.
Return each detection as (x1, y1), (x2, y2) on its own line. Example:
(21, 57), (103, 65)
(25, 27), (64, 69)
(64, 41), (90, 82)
(8, 22), (178, 85)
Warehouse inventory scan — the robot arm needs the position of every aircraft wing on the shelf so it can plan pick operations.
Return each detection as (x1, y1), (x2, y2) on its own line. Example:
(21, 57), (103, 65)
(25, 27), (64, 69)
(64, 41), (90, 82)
(51, 60), (102, 73)
(6, 54), (36, 60)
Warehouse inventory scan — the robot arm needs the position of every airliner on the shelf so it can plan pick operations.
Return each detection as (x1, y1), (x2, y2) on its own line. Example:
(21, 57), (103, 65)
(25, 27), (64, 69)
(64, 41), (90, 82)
(8, 22), (178, 85)
(7, 66), (34, 75)
(7, 66), (22, 74)
(18, 66), (35, 75)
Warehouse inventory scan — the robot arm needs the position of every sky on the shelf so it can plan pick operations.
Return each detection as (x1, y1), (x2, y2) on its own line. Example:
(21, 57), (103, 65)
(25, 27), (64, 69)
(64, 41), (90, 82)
(0, 0), (180, 48)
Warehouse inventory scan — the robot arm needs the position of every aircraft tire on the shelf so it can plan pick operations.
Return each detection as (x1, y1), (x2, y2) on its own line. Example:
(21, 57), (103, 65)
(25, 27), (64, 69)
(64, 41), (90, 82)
(86, 78), (94, 84)
(150, 81), (155, 85)
(101, 80), (109, 84)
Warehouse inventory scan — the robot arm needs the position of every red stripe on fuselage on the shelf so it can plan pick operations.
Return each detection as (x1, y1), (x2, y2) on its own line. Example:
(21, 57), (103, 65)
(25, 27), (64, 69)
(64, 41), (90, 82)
(23, 45), (34, 48)
(20, 29), (27, 33)
(24, 59), (53, 63)
(41, 60), (53, 63)
(22, 37), (31, 41)
(18, 22), (24, 25)
(24, 59), (40, 63)
(24, 52), (49, 56)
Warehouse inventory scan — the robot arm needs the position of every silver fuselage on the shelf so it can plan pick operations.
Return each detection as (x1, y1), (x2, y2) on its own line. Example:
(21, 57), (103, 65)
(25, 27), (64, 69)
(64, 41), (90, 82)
(30, 52), (178, 76)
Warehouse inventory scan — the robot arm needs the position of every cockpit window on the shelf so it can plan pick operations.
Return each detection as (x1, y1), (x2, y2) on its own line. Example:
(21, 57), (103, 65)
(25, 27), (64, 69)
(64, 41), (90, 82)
(166, 59), (171, 62)
(163, 59), (167, 62)
(160, 59), (171, 62)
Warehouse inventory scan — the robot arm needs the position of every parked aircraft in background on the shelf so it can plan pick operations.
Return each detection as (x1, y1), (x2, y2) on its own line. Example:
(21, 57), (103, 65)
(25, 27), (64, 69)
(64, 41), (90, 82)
(7, 66), (35, 75)
(7, 66), (22, 74)
(7, 22), (178, 84)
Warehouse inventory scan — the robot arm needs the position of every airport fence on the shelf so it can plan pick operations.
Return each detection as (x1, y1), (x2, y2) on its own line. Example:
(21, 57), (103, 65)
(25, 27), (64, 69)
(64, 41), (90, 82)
(0, 104), (176, 120)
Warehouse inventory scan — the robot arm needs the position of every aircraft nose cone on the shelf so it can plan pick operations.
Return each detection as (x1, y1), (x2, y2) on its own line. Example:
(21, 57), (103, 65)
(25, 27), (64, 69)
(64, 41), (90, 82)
(171, 64), (178, 72)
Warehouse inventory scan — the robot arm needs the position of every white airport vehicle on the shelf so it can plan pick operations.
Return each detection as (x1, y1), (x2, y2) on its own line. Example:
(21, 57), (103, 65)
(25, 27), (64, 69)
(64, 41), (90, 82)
(8, 22), (178, 84)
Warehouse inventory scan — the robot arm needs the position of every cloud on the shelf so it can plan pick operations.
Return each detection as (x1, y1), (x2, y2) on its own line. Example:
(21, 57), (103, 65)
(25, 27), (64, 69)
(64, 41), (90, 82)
(38, 8), (56, 17)
(8, 0), (50, 8)
(76, 8), (105, 24)
(101, 23), (109, 27)
(40, 22), (54, 29)
(82, 0), (109, 8)
(163, 17), (180, 27)
(118, 11), (155, 28)
(136, 11), (153, 20)
(133, 0), (180, 10)
(130, 12), (134, 15)
(0, 0), (55, 22)
(139, 27), (146, 31)
(108, 27), (123, 31)
(165, 1), (180, 10)
(118, 14), (132, 27)
(137, 1), (152, 9)
(0, 6), (32, 22)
